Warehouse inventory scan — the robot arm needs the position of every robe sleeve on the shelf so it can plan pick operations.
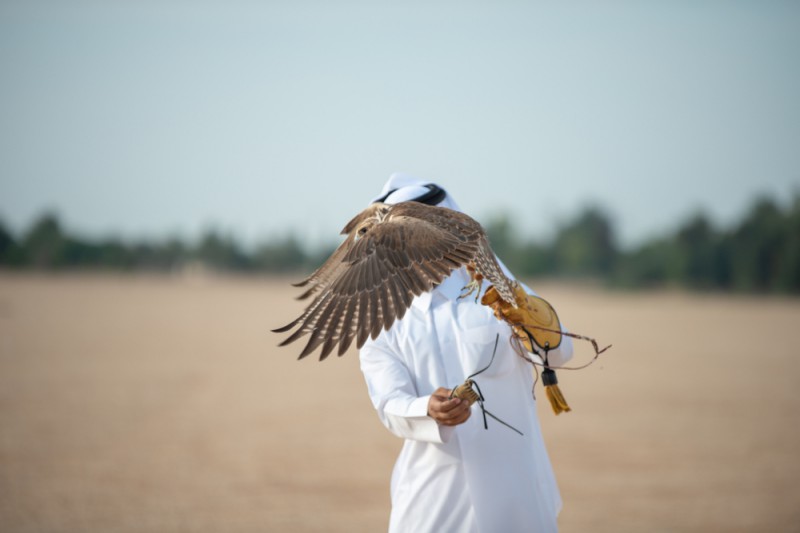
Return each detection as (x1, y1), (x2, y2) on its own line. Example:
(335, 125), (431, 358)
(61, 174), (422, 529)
(359, 337), (454, 444)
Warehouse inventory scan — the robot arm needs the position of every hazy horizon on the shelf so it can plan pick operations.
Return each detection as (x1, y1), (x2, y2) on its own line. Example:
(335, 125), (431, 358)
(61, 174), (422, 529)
(2, 1), (798, 249)
(0, 184), (796, 254)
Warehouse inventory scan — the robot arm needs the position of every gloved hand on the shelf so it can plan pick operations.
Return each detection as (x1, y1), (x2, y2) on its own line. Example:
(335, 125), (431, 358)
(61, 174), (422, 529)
(480, 283), (562, 354)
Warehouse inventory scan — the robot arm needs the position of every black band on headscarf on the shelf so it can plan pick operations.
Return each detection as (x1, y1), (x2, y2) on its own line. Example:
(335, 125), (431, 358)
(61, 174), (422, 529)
(373, 183), (447, 206)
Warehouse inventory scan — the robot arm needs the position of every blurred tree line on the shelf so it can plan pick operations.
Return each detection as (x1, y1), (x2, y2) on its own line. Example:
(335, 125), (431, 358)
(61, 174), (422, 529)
(0, 193), (798, 294)
(484, 193), (800, 294)
(0, 214), (333, 275)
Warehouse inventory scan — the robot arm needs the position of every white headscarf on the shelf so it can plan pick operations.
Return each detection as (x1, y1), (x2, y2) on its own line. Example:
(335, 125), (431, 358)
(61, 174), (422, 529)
(371, 172), (523, 288)
(370, 172), (462, 212)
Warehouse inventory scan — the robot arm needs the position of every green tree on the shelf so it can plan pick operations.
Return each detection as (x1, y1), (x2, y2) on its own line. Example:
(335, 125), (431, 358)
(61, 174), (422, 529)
(96, 238), (136, 270)
(774, 193), (800, 293)
(0, 219), (21, 266)
(23, 212), (68, 269)
(672, 213), (719, 288)
(729, 197), (785, 292)
(195, 229), (251, 271)
(516, 241), (554, 277)
(552, 206), (617, 277)
(254, 235), (308, 272)
(612, 238), (673, 288)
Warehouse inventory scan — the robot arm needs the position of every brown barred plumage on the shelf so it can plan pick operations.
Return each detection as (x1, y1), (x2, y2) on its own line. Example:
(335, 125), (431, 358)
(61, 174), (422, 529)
(273, 201), (518, 361)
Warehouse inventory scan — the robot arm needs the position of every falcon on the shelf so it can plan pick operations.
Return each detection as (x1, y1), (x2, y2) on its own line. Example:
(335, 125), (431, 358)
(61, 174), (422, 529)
(273, 201), (518, 360)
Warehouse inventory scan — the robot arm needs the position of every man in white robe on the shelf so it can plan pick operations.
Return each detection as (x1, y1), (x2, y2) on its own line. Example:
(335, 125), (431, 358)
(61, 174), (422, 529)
(360, 173), (574, 533)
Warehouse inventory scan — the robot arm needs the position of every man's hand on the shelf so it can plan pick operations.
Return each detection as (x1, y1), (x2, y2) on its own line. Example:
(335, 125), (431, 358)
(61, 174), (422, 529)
(427, 387), (472, 426)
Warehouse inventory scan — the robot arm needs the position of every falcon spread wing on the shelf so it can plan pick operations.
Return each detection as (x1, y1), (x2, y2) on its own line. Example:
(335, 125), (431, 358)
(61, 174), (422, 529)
(273, 202), (516, 360)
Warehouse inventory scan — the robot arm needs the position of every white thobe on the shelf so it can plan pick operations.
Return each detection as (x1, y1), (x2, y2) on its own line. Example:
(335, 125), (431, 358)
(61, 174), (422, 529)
(360, 268), (574, 533)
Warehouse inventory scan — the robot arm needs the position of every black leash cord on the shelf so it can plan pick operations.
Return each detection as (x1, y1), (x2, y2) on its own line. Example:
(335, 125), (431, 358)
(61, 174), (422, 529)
(457, 333), (524, 437)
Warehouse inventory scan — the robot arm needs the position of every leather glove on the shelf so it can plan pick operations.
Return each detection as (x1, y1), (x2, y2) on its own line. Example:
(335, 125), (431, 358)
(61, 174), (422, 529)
(481, 283), (562, 354)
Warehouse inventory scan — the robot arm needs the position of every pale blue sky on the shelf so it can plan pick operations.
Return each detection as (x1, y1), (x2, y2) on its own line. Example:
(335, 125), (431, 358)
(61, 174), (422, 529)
(1, 0), (798, 249)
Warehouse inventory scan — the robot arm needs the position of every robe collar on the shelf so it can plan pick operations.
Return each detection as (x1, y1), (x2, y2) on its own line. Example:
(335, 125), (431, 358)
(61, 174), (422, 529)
(412, 267), (470, 312)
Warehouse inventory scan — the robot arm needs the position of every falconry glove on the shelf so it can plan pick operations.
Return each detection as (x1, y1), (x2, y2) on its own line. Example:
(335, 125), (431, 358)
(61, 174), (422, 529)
(273, 199), (611, 416)
(481, 284), (572, 415)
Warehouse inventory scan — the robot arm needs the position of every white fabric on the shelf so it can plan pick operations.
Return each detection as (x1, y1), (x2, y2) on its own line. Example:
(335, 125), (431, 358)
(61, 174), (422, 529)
(359, 173), (574, 533)
(370, 171), (461, 211)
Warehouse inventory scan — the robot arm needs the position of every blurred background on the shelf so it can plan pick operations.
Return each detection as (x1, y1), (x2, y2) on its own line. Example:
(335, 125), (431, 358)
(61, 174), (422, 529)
(1, 1), (799, 532)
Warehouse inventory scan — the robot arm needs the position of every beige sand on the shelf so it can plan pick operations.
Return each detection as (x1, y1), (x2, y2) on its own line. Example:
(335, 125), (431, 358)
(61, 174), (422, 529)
(1, 274), (798, 532)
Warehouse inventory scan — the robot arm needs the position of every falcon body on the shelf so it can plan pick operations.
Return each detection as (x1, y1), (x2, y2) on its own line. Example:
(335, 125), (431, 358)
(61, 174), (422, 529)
(273, 202), (517, 360)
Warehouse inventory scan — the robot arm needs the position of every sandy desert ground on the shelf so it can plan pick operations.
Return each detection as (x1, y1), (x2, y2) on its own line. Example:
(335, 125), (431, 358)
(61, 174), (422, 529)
(0, 273), (798, 532)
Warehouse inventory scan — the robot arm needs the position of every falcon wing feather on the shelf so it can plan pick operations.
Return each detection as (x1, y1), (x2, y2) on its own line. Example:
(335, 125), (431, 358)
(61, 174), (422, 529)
(290, 205), (383, 298)
(474, 236), (517, 304)
(273, 202), (486, 360)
